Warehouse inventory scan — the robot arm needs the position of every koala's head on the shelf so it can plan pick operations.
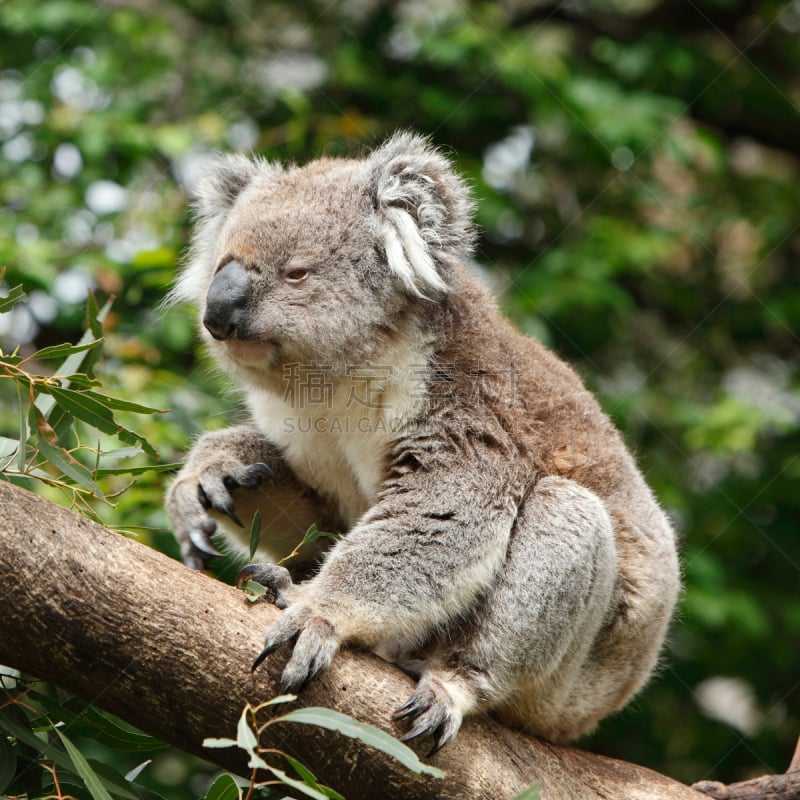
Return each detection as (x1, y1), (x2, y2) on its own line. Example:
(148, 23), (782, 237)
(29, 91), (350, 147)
(172, 132), (475, 382)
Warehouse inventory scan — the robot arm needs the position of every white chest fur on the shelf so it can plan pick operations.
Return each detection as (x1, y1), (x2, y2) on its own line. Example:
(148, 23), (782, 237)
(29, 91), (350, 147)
(245, 338), (431, 526)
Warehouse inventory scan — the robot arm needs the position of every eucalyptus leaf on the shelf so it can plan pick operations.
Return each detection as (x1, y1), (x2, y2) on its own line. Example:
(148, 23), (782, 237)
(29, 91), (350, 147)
(32, 339), (104, 362)
(265, 765), (330, 800)
(14, 380), (29, 473)
(204, 773), (241, 800)
(277, 707), (445, 779)
(281, 753), (344, 800)
(35, 297), (114, 419)
(93, 462), (179, 476)
(0, 282), (26, 313)
(55, 728), (116, 800)
(34, 414), (101, 494)
(0, 733), (16, 794)
(512, 783), (542, 800)
(203, 737), (238, 749)
(124, 760), (152, 782)
(241, 579), (267, 602)
(0, 435), (19, 464)
(302, 523), (340, 546)
(261, 693), (297, 707)
(235, 706), (257, 753)
(37, 385), (158, 459)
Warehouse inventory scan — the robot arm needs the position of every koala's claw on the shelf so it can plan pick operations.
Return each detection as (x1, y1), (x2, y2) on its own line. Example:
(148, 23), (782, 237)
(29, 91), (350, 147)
(222, 461), (275, 492)
(252, 611), (339, 695)
(183, 552), (207, 571)
(196, 461), (274, 530)
(242, 462), (275, 486)
(188, 524), (223, 559)
(395, 678), (463, 755)
(278, 617), (339, 692)
(394, 697), (425, 721)
(252, 605), (306, 671)
(197, 484), (243, 528)
(236, 563), (295, 609)
(169, 455), (277, 570)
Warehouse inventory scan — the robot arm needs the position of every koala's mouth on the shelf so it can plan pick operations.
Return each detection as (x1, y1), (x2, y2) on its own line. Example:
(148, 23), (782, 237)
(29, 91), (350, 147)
(221, 338), (277, 365)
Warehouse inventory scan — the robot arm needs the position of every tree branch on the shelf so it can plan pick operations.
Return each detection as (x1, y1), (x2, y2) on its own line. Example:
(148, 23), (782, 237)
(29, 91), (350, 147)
(0, 480), (705, 800)
(692, 737), (800, 799)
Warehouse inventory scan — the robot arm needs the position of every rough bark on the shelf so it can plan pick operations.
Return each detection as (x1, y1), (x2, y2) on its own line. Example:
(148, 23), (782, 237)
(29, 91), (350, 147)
(0, 480), (705, 800)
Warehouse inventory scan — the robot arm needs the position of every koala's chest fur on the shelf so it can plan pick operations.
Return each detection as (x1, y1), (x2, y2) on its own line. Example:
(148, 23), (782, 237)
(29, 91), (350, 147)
(244, 331), (432, 526)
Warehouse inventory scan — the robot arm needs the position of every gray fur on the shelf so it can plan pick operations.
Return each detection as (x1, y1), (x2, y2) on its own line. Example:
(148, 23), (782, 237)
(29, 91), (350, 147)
(165, 132), (680, 747)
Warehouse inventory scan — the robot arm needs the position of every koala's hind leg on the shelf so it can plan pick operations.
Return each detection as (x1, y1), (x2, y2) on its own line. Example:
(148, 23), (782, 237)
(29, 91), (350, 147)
(395, 476), (618, 750)
(167, 424), (342, 571)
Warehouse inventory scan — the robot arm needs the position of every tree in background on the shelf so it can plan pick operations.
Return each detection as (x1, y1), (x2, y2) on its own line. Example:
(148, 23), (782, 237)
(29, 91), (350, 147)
(1, 0), (799, 796)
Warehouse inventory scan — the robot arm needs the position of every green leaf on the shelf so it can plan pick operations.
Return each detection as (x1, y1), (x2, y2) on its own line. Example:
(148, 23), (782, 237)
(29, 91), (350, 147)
(85, 391), (166, 415)
(0, 435), (19, 466)
(261, 694), (297, 707)
(15, 379), (29, 473)
(33, 406), (101, 493)
(302, 523), (340, 546)
(60, 704), (166, 753)
(0, 283), (27, 313)
(222, 706), (268, 769)
(94, 462), (179, 477)
(248, 510), (262, 561)
(55, 727), (116, 800)
(85, 292), (107, 341)
(87, 758), (163, 800)
(241, 579), (267, 602)
(512, 783), (541, 800)
(265, 764), (330, 800)
(277, 708), (445, 779)
(36, 385), (158, 459)
(203, 737), (238, 749)
(248, 752), (270, 771)
(37, 296), (113, 419)
(0, 732), (17, 794)
(97, 446), (147, 460)
(123, 760), (151, 782)
(32, 339), (104, 362)
(205, 773), (241, 800)
(282, 753), (344, 800)
(236, 706), (258, 753)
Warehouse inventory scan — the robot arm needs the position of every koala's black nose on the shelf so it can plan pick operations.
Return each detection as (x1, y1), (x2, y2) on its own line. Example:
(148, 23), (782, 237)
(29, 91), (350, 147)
(203, 260), (251, 340)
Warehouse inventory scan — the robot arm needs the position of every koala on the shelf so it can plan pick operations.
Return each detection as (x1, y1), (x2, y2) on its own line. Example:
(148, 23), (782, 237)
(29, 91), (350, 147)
(165, 132), (680, 753)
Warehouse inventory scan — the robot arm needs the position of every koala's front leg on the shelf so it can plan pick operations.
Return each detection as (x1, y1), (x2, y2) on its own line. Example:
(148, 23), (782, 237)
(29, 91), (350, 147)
(167, 424), (337, 570)
(252, 459), (518, 710)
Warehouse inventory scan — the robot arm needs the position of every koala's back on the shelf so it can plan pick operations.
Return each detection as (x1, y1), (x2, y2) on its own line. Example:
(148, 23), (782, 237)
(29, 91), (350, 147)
(425, 269), (664, 517)
(409, 269), (679, 738)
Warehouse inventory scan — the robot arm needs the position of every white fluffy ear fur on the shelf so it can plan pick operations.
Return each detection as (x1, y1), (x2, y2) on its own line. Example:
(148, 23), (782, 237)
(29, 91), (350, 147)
(369, 132), (475, 297)
(167, 154), (282, 305)
(193, 153), (262, 221)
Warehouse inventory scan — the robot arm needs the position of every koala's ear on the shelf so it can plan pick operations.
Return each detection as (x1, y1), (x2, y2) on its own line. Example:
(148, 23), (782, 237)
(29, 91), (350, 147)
(168, 154), (281, 307)
(368, 132), (475, 296)
(192, 154), (280, 221)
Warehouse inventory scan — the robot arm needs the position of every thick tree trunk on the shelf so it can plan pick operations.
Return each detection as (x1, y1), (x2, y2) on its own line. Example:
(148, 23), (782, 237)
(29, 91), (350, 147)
(0, 480), (704, 800)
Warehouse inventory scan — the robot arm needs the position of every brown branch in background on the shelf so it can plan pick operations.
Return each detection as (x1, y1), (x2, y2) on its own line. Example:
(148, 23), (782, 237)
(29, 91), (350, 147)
(692, 736), (800, 800)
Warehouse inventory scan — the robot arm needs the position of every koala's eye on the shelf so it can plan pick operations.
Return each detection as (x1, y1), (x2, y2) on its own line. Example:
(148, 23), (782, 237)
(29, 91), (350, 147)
(283, 267), (309, 285)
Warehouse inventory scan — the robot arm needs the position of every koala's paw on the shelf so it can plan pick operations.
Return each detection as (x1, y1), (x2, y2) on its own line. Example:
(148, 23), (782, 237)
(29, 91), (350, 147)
(168, 461), (273, 569)
(394, 675), (464, 755)
(236, 563), (296, 609)
(252, 606), (340, 693)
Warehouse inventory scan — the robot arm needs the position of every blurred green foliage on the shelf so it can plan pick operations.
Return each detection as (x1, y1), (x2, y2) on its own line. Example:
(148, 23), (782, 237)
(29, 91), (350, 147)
(1, 0), (799, 795)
